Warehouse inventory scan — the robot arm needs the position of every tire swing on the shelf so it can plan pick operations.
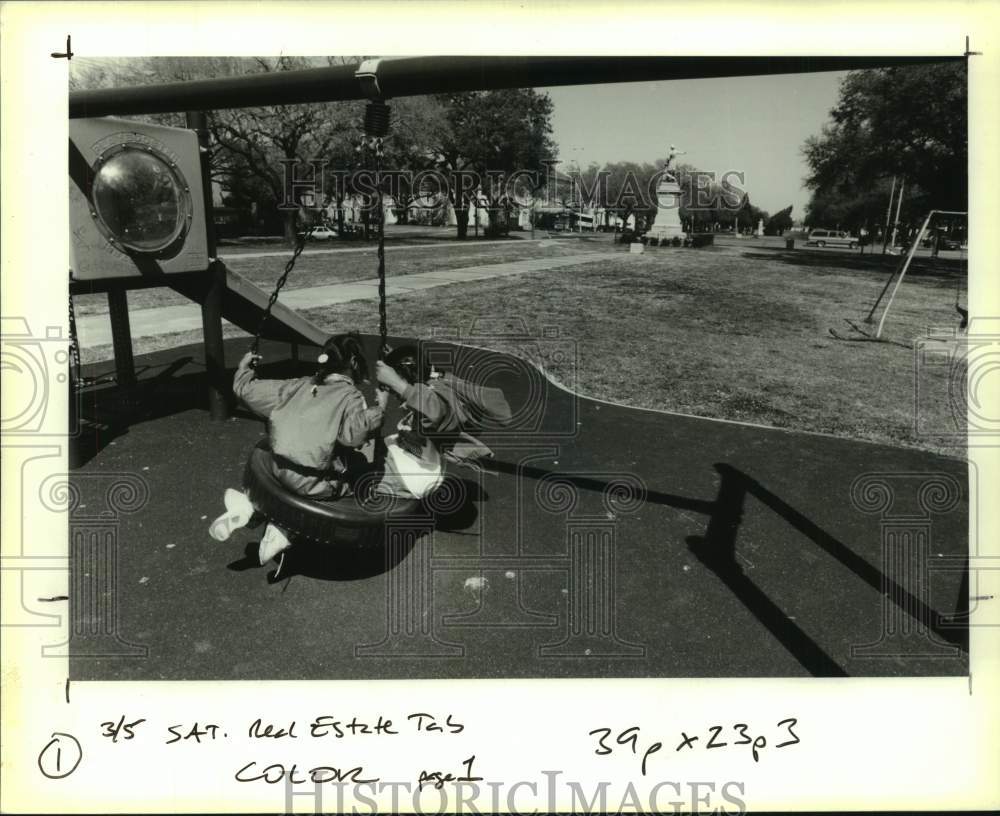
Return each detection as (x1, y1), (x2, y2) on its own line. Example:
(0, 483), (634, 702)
(242, 440), (425, 547)
(241, 98), (425, 548)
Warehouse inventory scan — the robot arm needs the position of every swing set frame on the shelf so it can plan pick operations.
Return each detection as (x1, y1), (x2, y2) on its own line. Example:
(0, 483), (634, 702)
(867, 209), (968, 339)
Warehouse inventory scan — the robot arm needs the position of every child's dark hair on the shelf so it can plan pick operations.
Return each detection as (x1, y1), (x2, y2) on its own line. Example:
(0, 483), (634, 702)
(383, 344), (432, 385)
(313, 332), (368, 387)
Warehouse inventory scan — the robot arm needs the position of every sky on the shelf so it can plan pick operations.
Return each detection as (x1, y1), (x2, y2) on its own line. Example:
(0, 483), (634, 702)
(541, 70), (850, 219)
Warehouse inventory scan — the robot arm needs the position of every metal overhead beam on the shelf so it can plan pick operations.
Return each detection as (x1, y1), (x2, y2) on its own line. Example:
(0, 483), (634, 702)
(69, 55), (963, 119)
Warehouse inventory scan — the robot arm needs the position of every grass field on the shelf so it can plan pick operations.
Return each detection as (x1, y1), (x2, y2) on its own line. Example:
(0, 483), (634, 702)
(79, 236), (968, 458)
(72, 237), (578, 316)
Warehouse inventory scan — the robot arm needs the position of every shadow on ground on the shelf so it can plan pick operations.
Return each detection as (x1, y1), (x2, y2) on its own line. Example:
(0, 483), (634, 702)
(742, 248), (966, 282)
(68, 336), (969, 680)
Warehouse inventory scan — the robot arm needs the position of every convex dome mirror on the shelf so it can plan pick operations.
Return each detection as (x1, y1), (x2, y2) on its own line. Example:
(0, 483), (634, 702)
(91, 144), (192, 254)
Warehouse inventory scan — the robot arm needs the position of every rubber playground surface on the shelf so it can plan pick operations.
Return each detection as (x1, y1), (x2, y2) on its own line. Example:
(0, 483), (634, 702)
(70, 336), (969, 680)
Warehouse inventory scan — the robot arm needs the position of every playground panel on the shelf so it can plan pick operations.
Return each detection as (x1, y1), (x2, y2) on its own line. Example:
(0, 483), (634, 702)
(70, 117), (209, 281)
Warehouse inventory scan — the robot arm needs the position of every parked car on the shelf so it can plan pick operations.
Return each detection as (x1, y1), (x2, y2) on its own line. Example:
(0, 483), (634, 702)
(806, 229), (858, 248)
(299, 225), (338, 241)
(921, 232), (962, 251)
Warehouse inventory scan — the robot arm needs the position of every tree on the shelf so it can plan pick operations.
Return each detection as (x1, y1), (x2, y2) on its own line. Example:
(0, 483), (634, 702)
(594, 160), (766, 235)
(734, 196), (768, 234)
(71, 56), (364, 245)
(559, 162), (606, 230)
(432, 88), (557, 238)
(206, 58), (361, 245)
(803, 62), (967, 232)
(601, 161), (660, 233)
(380, 96), (450, 226)
(765, 205), (794, 236)
(674, 163), (747, 232)
(803, 177), (907, 234)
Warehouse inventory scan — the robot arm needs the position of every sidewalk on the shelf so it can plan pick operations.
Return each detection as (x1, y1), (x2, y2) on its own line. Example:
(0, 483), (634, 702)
(220, 236), (525, 260)
(76, 251), (610, 347)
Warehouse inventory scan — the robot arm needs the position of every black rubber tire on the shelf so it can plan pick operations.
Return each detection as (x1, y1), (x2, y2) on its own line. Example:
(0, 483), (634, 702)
(849, 242), (857, 249)
(242, 441), (425, 545)
(817, 241), (826, 247)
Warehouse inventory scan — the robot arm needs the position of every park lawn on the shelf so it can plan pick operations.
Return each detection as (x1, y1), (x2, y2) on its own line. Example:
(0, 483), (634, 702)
(72, 237), (590, 316)
(80, 244), (968, 458)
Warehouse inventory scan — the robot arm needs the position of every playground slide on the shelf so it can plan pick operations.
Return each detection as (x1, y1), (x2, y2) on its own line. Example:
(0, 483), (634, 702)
(169, 268), (328, 348)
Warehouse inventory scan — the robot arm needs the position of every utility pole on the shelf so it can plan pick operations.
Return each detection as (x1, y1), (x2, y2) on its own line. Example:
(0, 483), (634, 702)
(881, 176), (896, 255)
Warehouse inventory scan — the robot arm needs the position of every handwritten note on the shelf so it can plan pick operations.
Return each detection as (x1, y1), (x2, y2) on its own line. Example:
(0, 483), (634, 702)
(95, 711), (476, 789)
(589, 719), (801, 773)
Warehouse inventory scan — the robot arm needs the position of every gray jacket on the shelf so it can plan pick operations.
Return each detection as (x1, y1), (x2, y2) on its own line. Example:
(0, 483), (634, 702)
(233, 360), (383, 498)
(399, 373), (512, 467)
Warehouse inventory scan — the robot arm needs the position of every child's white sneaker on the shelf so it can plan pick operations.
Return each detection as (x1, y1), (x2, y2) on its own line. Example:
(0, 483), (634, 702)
(224, 488), (254, 514)
(208, 489), (254, 541)
(259, 523), (293, 565)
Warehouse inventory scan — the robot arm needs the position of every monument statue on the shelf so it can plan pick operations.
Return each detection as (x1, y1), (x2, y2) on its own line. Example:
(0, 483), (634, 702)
(662, 144), (687, 180)
(645, 144), (688, 244)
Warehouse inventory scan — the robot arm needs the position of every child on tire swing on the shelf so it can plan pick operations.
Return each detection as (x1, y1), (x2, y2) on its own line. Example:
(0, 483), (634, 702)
(208, 333), (387, 574)
(370, 345), (513, 500)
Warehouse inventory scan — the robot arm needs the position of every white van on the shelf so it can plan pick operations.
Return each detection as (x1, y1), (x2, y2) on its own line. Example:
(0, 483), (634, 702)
(806, 229), (858, 248)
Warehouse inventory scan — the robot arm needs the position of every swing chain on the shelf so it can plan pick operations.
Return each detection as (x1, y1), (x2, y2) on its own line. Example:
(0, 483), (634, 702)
(375, 140), (389, 358)
(359, 99), (391, 359)
(249, 225), (314, 363)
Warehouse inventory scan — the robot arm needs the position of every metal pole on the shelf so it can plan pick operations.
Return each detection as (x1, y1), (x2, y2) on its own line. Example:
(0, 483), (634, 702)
(881, 176), (896, 255)
(865, 209), (967, 325)
(201, 265), (228, 419)
(864, 253), (908, 324)
(890, 178), (905, 251)
(876, 210), (932, 339)
(107, 289), (136, 387)
(187, 110), (229, 420)
(70, 56), (962, 120)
